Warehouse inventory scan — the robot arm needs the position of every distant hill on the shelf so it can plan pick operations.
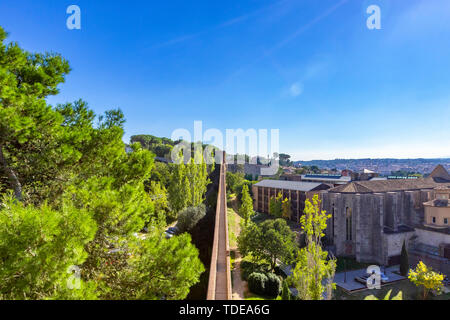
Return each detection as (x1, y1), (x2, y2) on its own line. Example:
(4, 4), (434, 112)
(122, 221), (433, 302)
(293, 158), (450, 175)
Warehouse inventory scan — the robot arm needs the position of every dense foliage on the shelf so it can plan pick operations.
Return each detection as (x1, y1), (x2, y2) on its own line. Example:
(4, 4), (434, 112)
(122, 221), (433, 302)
(248, 272), (268, 296)
(177, 204), (207, 233)
(239, 184), (254, 227)
(408, 261), (444, 300)
(0, 27), (206, 300)
(238, 219), (296, 271)
(290, 195), (336, 300)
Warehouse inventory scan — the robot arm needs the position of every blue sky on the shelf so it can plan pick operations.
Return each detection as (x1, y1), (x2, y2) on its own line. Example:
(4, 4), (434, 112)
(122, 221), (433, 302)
(1, 0), (449, 160)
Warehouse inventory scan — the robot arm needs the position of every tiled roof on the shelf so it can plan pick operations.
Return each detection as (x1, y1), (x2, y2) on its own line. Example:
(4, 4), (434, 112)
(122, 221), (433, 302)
(254, 180), (327, 192)
(328, 177), (450, 194)
(429, 164), (450, 180)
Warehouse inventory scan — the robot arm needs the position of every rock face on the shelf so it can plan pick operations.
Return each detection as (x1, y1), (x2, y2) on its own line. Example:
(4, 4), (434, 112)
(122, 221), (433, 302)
(320, 165), (450, 272)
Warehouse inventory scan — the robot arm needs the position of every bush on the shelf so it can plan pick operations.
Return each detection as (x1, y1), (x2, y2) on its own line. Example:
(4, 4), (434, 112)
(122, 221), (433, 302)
(265, 273), (281, 298)
(241, 261), (270, 281)
(281, 280), (291, 300)
(248, 272), (268, 295)
(176, 204), (206, 233)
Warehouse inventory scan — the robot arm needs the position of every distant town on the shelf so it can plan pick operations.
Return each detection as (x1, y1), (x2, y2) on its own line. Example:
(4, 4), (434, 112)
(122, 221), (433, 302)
(293, 158), (450, 176)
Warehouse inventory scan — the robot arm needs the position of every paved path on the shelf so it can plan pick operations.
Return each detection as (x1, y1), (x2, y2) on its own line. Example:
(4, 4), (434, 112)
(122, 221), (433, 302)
(232, 250), (247, 300)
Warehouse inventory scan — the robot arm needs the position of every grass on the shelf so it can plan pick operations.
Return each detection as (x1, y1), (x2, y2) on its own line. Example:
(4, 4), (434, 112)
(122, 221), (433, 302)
(227, 194), (243, 250)
(227, 207), (238, 248)
(230, 250), (236, 270)
(244, 291), (282, 300)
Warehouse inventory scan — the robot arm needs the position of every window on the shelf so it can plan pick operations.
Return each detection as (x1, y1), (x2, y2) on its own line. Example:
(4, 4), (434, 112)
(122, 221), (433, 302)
(346, 207), (352, 241)
(444, 218), (448, 225)
(432, 217), (436, 224)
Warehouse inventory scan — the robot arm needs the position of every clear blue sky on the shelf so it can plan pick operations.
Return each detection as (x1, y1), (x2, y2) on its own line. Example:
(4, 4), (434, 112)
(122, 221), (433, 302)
(1, 0), (449, 160)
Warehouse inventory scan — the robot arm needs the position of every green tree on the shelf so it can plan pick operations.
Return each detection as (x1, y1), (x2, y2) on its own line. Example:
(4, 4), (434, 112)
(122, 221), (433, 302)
(290, 195), (336, 300)
(226, 171), (245, 195)
(167, 161), (191, 215)
(408, 261), (444, 300)
(0, 195), (97, 300)
(269, 192), (283, 218)
(279, 153), (291, 166)
(186, 146), (210, 207)
(238, 219), (296, 271)
(239, 184), (254, 227)
(0, 26), (70, 201)
(282, 197), (291, 220)
(177, 204), (207, 233)
(108, 232), (204, 300)
(400, 240), (409, 277)
(0, 26), (205, 301)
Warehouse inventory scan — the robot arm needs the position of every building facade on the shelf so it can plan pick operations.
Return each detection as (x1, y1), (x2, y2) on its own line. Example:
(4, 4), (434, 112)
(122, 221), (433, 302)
(321, 165), (450, 275)
(252, 180), (330, 221)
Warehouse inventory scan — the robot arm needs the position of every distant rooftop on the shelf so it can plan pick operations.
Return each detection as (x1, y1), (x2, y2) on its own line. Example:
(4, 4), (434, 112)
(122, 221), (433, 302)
(301, 174), (352, 183)
(329, 177), (450, 193)
(328, 165), (450, 194)
(254, 180), (327, 192)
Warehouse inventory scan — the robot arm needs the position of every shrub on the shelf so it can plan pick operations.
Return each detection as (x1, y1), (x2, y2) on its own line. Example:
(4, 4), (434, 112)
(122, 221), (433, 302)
(265, 273), (281, 297)
(176, 204), (206, 233)
(248, 272), (268, 295)
(241, 261), (270, 281)
(281, 280), (291, 300)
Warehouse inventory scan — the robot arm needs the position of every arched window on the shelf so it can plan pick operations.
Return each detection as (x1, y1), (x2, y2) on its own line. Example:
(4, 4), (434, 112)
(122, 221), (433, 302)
(346, 207), (352, 241)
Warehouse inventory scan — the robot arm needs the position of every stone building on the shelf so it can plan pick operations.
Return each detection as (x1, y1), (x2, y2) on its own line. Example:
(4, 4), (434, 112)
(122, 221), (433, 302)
(321, 165), (450, 275)
(227, 163), (268, 180)
(252, 180), (330, 221)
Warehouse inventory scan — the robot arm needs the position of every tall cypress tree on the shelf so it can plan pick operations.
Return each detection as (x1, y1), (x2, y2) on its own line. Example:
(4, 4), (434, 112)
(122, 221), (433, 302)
(239, 184), (254, 227)
(400, 240), (409, 276)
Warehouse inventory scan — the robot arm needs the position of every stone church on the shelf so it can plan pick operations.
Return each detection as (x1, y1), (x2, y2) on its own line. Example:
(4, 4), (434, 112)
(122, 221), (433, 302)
(321, 165), (450, 275)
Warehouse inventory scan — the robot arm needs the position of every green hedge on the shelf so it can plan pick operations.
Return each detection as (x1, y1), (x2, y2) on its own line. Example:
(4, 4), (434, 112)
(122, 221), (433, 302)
(248, 272), (268, 295)
(265, 273), (281, 298)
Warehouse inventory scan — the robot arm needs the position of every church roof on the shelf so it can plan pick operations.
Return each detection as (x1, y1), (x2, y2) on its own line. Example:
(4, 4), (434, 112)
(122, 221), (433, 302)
(329, 178), (446, 193)
(329, 165), (450, 194)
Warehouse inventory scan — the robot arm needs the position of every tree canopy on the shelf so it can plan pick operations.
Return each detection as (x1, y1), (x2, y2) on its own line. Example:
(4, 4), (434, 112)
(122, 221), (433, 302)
(0, 26), (206, 300)
(238, 219), (297, 271)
